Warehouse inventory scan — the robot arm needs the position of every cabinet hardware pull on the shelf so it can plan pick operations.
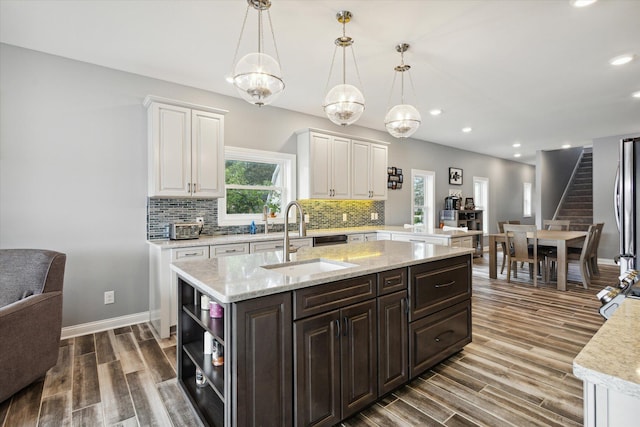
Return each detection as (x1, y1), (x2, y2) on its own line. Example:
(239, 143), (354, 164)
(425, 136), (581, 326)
(334, 319), (341, 338)
(274, 245), (284, 249)
(193, 182), (197, 192)
(183, 252), (200, 257)
(343, 316), (348, 337)
(404, 297), (410, 314)
(434, 330), (454, 343)
(187, 183), (191, 192)
(435, 280), (455, 288)
(224, 249), (238, 253)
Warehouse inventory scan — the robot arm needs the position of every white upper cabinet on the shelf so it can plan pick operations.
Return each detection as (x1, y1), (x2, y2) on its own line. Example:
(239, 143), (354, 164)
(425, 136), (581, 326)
(298, 130), (351, 199)
(351, 140), (388, 200)
(145, 96), (226, 198)
(297, 129), (388, 200)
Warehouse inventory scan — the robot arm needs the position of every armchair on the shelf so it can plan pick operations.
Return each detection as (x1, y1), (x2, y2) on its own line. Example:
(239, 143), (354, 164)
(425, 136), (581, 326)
(0, 249), (66, 402)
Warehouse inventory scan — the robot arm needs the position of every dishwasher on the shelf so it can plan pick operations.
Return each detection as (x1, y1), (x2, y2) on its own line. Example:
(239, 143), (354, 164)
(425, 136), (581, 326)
(313, 235), (348, 246)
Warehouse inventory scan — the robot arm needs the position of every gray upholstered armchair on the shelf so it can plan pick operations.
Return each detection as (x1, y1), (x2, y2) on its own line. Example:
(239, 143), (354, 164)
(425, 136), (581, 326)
(0, 249), (66, 402)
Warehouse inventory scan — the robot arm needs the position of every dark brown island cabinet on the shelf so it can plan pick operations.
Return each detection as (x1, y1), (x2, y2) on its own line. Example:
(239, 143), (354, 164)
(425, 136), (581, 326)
(177, 254), (472, 427)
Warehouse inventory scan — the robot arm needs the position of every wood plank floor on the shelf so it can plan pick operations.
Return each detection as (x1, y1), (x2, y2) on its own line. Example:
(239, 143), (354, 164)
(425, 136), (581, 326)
(0, 255), (616, 426)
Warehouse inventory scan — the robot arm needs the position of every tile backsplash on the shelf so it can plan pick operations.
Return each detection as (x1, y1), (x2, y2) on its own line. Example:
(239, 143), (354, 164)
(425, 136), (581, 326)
(147, 198), (385, 240)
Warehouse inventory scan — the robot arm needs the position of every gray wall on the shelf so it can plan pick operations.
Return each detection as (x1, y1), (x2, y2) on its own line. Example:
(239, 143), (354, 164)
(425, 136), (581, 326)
(0, 43), (534, 327)
(535, 147), (582, 227)
(593, 132), (640, 260)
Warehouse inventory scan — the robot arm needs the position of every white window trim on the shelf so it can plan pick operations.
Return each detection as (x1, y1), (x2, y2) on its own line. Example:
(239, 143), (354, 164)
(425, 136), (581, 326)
(217, 146), (296, 226)
(473, 176), (489, 234)
(411, 169), (436, 227)
(523, 182), (533, 218)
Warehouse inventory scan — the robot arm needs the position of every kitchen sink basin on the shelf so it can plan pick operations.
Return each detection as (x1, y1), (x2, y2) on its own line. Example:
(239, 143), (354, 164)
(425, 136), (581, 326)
(262, 258), (357, 277)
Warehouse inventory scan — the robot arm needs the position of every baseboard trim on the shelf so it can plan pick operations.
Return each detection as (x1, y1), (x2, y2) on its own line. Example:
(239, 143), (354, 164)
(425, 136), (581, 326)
(61, 311), (150, 339)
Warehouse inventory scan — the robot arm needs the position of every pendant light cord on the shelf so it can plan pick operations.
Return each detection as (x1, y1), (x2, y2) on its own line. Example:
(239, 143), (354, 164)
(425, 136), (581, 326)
(228, 5), (250, 77)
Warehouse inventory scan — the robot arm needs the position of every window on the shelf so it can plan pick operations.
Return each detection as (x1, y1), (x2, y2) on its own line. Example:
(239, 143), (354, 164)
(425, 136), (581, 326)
(217, 147), (296, 225)
(473, 176), (489, 234)
(411, 169), (435, 227)
(523, 182), (532, 217)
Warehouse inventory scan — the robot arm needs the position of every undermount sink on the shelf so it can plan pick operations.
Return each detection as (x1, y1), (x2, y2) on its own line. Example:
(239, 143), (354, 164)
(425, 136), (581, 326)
(262, 258), (357, 277)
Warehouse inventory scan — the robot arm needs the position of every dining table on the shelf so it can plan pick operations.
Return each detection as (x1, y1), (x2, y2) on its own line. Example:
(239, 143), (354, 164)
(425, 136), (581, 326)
(488, 229), (588, 291)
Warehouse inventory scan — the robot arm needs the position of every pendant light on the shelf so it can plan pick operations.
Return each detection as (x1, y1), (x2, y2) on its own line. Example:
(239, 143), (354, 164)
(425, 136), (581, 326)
(229, 0), (284, 107)
(323, 11), (365, 126)
(385, 43), (421, 138)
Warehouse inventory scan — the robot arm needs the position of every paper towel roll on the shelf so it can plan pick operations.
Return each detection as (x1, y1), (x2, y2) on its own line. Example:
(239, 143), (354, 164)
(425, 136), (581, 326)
(204, 331), (213, 354)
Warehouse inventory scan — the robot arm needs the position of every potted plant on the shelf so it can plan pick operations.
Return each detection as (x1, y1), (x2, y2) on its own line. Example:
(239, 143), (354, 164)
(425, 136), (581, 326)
(267, 193), (281, 218)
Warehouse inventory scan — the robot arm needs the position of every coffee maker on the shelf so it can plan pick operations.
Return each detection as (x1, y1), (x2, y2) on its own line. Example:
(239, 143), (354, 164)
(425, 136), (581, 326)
(444, 196), (460, 210)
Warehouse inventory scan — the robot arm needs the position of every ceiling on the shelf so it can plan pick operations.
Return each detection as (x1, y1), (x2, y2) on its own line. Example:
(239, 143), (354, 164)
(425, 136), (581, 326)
(1, 0), (639, 164)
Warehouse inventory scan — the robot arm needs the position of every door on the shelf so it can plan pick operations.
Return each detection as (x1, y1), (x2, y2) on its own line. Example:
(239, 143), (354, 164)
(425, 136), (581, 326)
(309, 133), (332, 198)
(294, 311), (341, 427)
(150, 103), (191, 197)
(340, 300), (377, 418)
(351, 140), (371, 199)
(332, 136), (351, 199)
(191, 109), (224, 198)
(377, 291), (408, 396)
(369, 143), (388, 200)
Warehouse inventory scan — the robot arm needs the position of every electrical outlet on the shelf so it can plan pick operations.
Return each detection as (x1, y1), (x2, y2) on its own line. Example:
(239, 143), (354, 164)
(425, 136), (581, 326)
(196, 217), (204, 225)
(374, 212), (379, 220)
(304, 214), (310, 223)
(343, 213), (348, 222)
(104, 290), (115, 305)
(371, 212), (375, 220)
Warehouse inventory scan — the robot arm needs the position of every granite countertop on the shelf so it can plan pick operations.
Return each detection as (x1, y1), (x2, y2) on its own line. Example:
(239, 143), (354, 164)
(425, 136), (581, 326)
(148, 225), (483, 249)
(573, 298), (640, 399)
(170, 240), (474, 303)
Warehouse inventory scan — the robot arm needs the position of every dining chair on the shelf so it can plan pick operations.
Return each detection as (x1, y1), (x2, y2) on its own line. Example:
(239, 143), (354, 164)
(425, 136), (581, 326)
(546, 224), (596, 289)
(543, 219), (571, 231)
(587, 222), (604, 277)
(497, 221), (509, 274)
(503, 224), (539, 287)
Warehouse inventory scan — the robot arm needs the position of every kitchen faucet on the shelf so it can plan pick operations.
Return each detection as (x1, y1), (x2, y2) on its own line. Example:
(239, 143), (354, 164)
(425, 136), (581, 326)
(262, 205), (269, 234)
(283, 201), (306, 262)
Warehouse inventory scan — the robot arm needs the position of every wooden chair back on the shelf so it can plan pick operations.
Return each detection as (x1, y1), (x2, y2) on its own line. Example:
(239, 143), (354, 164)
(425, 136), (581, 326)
(543, 219), (571, 231)
(503, 224), (537, 261)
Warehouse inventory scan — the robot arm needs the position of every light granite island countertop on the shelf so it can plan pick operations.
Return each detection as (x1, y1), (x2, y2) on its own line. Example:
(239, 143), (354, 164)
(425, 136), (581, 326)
(573, 297), (640, 426)
(170, 239), (474, 303)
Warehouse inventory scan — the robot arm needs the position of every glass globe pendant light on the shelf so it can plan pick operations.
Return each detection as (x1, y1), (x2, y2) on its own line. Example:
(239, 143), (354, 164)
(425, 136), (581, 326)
(323, 11), (365, 126)
(229, 0), (284, 107)
(385, 43), (421, 138)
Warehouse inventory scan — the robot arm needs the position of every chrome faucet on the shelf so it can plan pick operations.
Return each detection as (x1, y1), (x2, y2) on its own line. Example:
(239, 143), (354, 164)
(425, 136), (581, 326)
(262, 205), (269, 234)
(283, 201), (306, 261)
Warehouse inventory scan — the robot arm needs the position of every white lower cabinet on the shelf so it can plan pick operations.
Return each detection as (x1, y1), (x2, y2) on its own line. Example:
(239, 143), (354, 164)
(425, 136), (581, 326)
(211, 242), (249, 257)
(251, 238), (312, 253)
(583, 381), (640, 427)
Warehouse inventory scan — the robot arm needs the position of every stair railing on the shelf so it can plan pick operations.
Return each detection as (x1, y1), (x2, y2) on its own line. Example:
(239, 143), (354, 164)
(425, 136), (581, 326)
(552, 148), (588, 220)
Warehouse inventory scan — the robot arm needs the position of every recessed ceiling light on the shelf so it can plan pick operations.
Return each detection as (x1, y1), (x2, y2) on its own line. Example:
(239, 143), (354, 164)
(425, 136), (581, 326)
(512, 142), (521, 148)
(462, 127), (472, 133)
(609, 54), (635, 66)
(429, 109), (442, 116)
(633, 90), (640, 98)
(562, 144), (572, 149)
(571, 0), (597, 7)
(514, 153), (521, 158)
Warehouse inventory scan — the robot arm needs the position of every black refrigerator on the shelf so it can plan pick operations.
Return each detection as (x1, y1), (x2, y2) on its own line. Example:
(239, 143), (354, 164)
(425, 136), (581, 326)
(616, 137), (640, 274)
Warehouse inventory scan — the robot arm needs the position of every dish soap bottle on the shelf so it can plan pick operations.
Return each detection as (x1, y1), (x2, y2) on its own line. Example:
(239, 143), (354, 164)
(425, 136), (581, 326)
(250, 221), (256, 234)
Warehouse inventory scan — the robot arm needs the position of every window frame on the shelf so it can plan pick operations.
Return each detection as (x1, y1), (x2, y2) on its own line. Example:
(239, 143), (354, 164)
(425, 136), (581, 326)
(523, 182), (533, 218)
(411, 169), (436, 227)
(473, 176), (489, 234)
(217, 146), (296, 226)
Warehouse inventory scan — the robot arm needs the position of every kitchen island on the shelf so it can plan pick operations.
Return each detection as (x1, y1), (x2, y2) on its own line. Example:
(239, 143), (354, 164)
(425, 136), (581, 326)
(171, 240), (474, 427)
(573, 298), (640, 427)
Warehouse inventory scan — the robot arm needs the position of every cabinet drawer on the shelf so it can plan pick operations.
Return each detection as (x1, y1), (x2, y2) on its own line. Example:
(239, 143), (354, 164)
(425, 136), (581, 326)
(409, 300), (471, 378)
(293, 274), (376, 320)
(210, 243), (249, 257)
(378, 268), (407, 295)
(452, 237), (474, 248)
(409, 256), (471, 321)
(250, 240), (285, 253)
(173, 246), (210, 261)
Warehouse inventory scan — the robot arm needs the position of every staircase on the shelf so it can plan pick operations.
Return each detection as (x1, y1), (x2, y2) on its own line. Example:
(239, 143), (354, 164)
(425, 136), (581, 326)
(555, 148), (593, 231)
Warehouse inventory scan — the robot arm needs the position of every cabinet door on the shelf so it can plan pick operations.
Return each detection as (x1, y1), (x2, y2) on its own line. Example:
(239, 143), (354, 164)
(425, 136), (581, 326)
(377, 291), (408, 396)
(369, 143), (388, 200)
(331, 136), (351, 199)
(211, 243), (250, 257)
(350, 140), (370, 199)
(148, 103), (192, 197)
(294, 311), (341, 427)
(191, 109), (224, 198)
(309, 133), (332, 198)
(341, 299), (377, 419)
(234, 293), (292, 427)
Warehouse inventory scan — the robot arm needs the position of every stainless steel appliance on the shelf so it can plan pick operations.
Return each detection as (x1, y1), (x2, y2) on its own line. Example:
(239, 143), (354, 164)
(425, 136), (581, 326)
(169, 223), (202, 240)
(313, 235), (348, 246)
(597, 137), (640, 319)
(615, 137), (640, 274)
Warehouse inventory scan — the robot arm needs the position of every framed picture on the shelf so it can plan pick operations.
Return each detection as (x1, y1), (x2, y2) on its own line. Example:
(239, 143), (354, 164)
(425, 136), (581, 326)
(449, 167), (463, 185)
